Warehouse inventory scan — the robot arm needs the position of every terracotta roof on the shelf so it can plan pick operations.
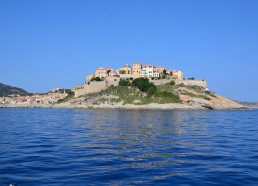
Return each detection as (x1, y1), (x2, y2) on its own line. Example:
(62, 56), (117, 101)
(133, 62), (141, 65)
(144, 64), (153, 67)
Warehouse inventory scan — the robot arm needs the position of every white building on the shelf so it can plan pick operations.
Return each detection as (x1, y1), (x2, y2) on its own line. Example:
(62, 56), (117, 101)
(141, 64), (160, 79)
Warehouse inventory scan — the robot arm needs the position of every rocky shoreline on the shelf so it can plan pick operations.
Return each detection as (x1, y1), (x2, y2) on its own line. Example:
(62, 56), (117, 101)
(1, 79), (251, 111)
(0, 102), (249, 110)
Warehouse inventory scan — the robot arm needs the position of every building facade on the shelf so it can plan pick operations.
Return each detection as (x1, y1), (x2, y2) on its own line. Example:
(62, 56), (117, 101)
(154, 66), (166, 76)
(132, 62), (142, 78)
(94, 67), (107, 79)
(85, 62), (183, 83)
(118, 64), (132, 75)
(171, 70), (184, 80)
(141, 64), (159, 79)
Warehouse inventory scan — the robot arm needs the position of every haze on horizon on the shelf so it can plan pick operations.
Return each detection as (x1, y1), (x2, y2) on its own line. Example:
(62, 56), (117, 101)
(0, 0), (257, 102)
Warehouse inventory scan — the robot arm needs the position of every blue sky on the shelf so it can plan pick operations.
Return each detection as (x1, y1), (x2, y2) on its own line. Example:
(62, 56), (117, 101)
(0, 0), (257, 102)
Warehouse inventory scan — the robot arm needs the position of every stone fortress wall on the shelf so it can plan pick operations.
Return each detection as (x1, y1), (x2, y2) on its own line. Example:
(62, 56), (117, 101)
(175, 79), (207, 88)
(73, 78), (208, 98)
(150, 79), (171, 86)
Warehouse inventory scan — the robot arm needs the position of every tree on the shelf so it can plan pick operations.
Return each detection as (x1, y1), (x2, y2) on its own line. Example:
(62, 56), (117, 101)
(188, 77), (195, 80)
(163, 69), (167, 75)
(95, 77), (102, 81)
(132, 78), (157, 93)
(119, 70), (126, 74)
(107, 70), (111, 76)
(119, 79), (130, 86)
(170, 71), (173, 76)
(91, 77), (102, 81)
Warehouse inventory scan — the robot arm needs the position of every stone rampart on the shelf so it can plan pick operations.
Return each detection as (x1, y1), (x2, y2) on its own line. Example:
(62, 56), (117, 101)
(86, 81), (107, 94)
(175, 80), (207, 88)
(150, 79), (171, 86)
(150, 79), (208, 88)
(105, 77), (120, 86)
(73, 84), (87, 98)
(73, 81), (107, 97)
(73, 78), (208, 98)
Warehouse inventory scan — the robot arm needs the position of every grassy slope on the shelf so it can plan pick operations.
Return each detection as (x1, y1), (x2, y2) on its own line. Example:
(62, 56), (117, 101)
(86, 83), (219, 106)
(88, 84), (182, 105)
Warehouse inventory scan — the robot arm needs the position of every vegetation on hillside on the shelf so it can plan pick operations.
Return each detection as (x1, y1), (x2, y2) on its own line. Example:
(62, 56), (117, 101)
(174, 84), (217, 100)
(57, 89), (75, 103)
(89, 78), (181, 105)
(90, 77), (102, 81)
(84, 77), (219, 106)
(0, 83), (31, 97)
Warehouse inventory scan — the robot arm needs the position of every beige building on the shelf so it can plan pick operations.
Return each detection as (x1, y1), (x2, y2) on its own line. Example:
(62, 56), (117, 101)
(154, 66), (166, 76)
(132, 62), (142, 78)
(94, 67), (107, 79)
(109, 70), (118, 77)
(93, 67), (113, 79)
(171, 70), (184, 80)
(85, 62), (183, 83)
(118, 64), (132, 78)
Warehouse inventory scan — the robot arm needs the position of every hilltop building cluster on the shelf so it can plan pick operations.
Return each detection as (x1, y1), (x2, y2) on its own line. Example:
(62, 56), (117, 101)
(72, 62), (207, 98)
(86, 62), (183, 82)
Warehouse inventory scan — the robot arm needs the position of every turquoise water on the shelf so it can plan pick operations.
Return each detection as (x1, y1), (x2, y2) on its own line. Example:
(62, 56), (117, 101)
(0, 108), (258, 185)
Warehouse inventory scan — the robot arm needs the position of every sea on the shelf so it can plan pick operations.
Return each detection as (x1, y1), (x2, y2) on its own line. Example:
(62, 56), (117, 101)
(0, 108), (258, 186)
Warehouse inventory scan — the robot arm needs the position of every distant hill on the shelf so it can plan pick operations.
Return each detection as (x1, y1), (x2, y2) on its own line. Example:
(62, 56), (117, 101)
(0, 83), (31, 97)
(235, 100), (258, 108)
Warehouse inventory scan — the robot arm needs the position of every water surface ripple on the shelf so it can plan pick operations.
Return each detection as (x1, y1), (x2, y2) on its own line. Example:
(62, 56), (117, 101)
(0, 109), (258, 185)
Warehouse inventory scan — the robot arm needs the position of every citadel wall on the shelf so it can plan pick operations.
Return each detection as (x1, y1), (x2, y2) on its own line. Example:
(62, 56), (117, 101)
(73, 79), (208, 98)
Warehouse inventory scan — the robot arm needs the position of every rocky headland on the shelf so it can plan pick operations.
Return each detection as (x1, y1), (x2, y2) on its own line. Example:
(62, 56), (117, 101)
(57, 83), (245, 110)
(0, 82), (246, 110)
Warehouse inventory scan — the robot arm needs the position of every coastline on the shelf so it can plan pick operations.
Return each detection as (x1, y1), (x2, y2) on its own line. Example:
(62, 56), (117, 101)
(0, 102), (249, 110)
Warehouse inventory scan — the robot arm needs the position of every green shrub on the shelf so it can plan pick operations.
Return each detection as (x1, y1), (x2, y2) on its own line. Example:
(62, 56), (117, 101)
(119, 79), (130, 86)
(203, 96), (211, 100)
(147, 86), (157, 97)
(132, 78), (150, 92)
(57, 91), (75, 103)
(91, 77), (102, 81)
(205, 90), (217, 98)
(170, 80), (175, 85)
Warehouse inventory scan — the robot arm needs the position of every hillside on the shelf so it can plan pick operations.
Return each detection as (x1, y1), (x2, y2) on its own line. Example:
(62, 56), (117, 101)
(58, 79), (245, 110)
(235, 101), (258, 108)
(0, 83), (31, 97)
